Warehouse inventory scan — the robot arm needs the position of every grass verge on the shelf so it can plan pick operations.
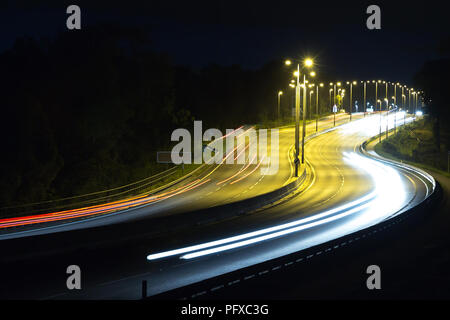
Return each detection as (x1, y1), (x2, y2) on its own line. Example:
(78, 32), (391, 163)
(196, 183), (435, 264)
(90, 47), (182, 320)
(374, 118), (450, 178)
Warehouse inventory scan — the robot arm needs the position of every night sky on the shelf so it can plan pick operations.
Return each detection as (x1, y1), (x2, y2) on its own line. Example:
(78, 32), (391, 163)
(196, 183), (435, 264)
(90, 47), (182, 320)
(1, 0), (448, 85)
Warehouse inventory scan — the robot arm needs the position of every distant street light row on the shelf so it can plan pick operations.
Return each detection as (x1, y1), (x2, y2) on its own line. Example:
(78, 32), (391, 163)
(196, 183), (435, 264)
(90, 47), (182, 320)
(280, 79), (423, 120)
(280, 58), (424, 177)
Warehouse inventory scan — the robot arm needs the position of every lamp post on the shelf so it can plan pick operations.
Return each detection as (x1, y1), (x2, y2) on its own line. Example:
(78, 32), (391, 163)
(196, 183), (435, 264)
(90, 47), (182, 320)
(373, 80), (381, 114)
(294, 63), (301, 177)
(285, 58), (314, 176)
(377, 99), (382, 143)
(277, 91), (283, 120)
(402, 93), (406, 125)
(362, 80), (367, 117)
(384, 81), (388, 112)
(394, 83), (398, 132)
(408, 88), (411, 115)
(347, 81), (357, 121)
(330, 87), (335, 127)
(392, 95), (397, 133)
(302, 67), (315, 164)
(385, 98), (389, 139)
(414, 91), (420, 113)
(329, 88), (333, 110)
(330, 82), (341, 126)
(316, 83), (323, 132)
(401, 85), (405, 111)
(330, 82), (341, 107)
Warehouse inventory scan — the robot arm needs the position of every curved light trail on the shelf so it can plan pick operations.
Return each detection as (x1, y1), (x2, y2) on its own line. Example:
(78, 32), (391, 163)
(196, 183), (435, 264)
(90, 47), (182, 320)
(146, 149), (408, 261)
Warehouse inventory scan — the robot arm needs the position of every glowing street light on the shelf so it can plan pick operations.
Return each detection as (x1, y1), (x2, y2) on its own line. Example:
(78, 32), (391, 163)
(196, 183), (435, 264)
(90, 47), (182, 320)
(361, 80), (369, 117)
(330, 81), (342, 125)
(315, 83), (324, 131)
(304, 58), (313, 67)
(277, 91), (283, 119)
(377, 99), (382, 143)
(402, 93), (406, 124)
(392, 93), (397, 133)
(384, 98), (389, 139)
(284, 57), (314, 176)
(346, 81), (357, 121)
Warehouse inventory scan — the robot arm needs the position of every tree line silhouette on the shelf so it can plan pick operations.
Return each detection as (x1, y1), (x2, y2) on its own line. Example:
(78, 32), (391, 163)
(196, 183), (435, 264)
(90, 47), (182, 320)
(0, 25), (309, 207)
(1, 24), (447, 208)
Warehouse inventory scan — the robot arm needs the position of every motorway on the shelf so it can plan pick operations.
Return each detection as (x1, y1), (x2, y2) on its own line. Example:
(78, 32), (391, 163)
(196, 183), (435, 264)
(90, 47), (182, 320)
(0, 113), (349, 238)
(0, 112), (435, 299)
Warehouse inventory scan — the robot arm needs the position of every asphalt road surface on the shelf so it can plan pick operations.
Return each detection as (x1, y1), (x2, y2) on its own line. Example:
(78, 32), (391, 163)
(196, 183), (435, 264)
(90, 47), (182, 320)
(0, 112), (434, 299)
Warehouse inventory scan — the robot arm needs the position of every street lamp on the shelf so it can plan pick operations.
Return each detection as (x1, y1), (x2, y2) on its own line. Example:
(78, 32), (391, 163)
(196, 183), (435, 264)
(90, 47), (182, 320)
(361, 80), (369, 117)
(415, 91), (420, 115)
(316, 83), (323, 131)
(284, 57), (314, 177)
(346, 81), (357, 121)
(408, 88), (411, 115)
(400, 85), (404, 110)
(329, 88), (333, 109)
(330, 82), (341, 126)
(373, 80), (381, 115)
(384, 98), (389, 139)
(377, 99), (382, 143)
(392, 95), (397, 133)
(402, 93), (406, 125)
(277, 91), (283, 120)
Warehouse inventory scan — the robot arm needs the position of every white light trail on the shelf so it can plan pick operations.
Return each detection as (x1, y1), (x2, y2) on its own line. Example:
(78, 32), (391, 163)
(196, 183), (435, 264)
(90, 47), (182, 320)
(146, 190), (376, 260)
(146, 117), (416, 261)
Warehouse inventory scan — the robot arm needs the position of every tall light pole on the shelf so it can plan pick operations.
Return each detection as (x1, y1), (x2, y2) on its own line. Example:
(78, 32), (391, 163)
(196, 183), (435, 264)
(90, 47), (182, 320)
(347, 81), (356, 121)
(384, 81), (388, 111)
(302, 67), (315, 164)
(329, 87), (335, 126)
(362, 80), (367, 117)
(316, 83), (323, 132)
(408, 88), (411, 114)
(392, 95), (397, 133)
(414, 91), (420, 113)
(309, 88), (314, 120)
(394, 83), (398, 132)
(308, 84), (313, 119)
(374, 80), (380, 113)
(294, 62), (301, 177)
(330, 82), (341, 107)
(277, 91), (283, 120)
(402, 93), (406, 125)
(331, 82), (341, 126)
(329, 88), (333, 110)
(394, 83), (399, 108)
(377, 99), (382, 142)
(285, 58), (314, 176)
(385, 98), (389, 139)
(401, 85), (404, 110)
